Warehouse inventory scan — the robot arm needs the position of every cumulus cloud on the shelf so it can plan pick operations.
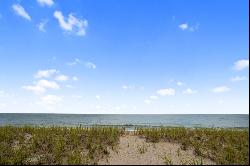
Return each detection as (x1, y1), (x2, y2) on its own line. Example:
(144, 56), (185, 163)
(55, 75), (69, 81)
(37, 0), (54, 7)
(85, 62), (96, 69)
(157, 88), (175, 96)
(234, 59), (249, 71)
(22, 84), (46, 94)
(54, 11), (88, 36)
(231, 76), (247, 82)
(37, 80), (60, 89)
(212, 86), (230, 93)
(34, 69), (58, 78)
(37, 19), (48, 32)
(12, 4), (31, 21)
(23, 79), (60, 94)
(179, 23), (188, 30)
(183, 88), (198, 95)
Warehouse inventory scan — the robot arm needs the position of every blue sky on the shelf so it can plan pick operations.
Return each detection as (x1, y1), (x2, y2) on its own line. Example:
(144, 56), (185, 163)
(0, 0), (249, 114)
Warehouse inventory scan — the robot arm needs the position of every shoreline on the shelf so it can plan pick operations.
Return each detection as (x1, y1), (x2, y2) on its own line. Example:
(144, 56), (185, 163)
(0, 124), (248, 131)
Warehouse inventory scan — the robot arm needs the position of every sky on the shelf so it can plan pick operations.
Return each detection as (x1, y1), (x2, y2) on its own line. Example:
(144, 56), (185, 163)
(0, 0), (249, 114)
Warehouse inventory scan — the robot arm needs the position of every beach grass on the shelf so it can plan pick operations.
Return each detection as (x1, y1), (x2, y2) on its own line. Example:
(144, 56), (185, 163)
(0, 126), (249, 165)
(135, 127), (249, 165)
(0, 126), (124, 165)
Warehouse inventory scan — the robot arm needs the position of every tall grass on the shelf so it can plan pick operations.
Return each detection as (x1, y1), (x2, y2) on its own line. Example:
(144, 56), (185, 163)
(135, 127), (249, 165)
(0, 126), (124, 165)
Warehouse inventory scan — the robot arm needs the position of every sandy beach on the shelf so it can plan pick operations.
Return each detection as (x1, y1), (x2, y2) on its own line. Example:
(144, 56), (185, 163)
(99, 133), (215, 165)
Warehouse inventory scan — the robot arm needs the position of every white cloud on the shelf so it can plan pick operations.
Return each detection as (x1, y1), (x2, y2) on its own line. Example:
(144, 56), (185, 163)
(67, 58), (81, 66)
(183, 88), (197, 95)
(122, 85), (134, 90)
(12, 4), (31, 21)
(177, 81), (184, 86)
(95, 95), (101, 100)
(85, 62), (96, 69)
(179, 23), (188, 30)
(54, 11), (88, 36)
(150, 95), (158, 100)
(55, 75), (69, 81)
(37, 19), (48, 32)
(37, 0), (54, 7)
(22, 84), (45, 94)
(144, 99), (152, 104)
(41, 95), (62, 106)
(157, 88), (175, 96)
(234, 59), (249, 71)
(37, 80), (60, 89)
(34, 69), (58, 78)
(231, 76), (247, 82)
(179, 23), (199, 32)
(212, 86), (230, 93)
(72, 76), (78, 81)
(23, 79), (60, 94)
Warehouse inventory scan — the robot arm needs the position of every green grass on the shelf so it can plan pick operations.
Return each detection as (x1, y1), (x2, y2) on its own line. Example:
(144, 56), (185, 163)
(0, 126), (124, 165)
(135, 127), (249, 165)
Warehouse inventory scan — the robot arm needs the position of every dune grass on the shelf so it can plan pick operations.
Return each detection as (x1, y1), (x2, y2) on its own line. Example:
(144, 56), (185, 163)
(135, 127), (249, 165)
(0, 126), (248, 165)
(0, 126), (124, 165)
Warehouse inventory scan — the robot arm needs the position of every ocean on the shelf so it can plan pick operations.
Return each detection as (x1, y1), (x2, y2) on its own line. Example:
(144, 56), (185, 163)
(0, 114), (248, 129)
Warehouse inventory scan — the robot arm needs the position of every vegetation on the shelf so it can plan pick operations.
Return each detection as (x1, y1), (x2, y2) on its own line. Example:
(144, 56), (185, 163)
(0, 126), (248, 165)
(0, 126), (124, 165)
(135, 127), (249, 165)
(137, 143), (148, 154)
(161, 153), (173, 165)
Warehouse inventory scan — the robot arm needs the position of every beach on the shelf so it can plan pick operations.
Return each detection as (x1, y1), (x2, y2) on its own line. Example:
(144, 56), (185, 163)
(0, 126), (248, 165)
(98, 133), (215, 165)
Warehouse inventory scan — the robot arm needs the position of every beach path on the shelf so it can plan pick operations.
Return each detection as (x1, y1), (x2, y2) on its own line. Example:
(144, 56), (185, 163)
(99, 133), (215, 165)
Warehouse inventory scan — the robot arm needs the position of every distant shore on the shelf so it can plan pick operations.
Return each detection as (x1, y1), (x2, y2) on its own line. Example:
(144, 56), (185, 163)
(0, 126), (249, 165)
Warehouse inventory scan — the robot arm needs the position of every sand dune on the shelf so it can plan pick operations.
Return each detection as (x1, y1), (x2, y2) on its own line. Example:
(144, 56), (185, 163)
(99, 133), (215, 165)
